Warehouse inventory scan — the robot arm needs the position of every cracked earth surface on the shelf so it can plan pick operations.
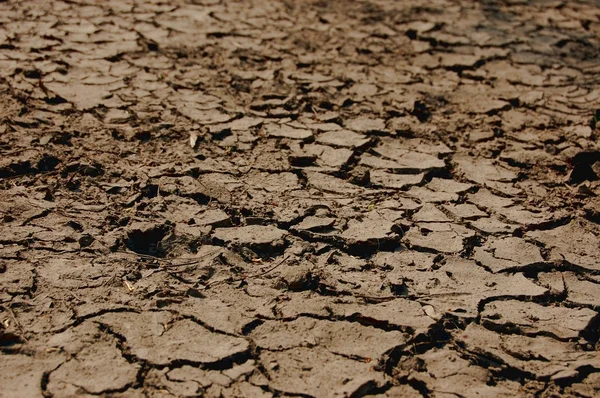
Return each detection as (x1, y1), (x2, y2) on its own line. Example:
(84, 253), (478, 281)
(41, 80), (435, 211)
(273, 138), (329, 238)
(1, 0), (600, 397)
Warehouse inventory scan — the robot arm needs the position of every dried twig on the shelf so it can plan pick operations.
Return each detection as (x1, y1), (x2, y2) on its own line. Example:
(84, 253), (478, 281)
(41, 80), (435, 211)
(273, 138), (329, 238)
(123, 278), (135, 292)
(202, 255), (290, 289)
(247, 255), (290, 279)
(7, 308), (28, 341)
(114, 250), (202, 268)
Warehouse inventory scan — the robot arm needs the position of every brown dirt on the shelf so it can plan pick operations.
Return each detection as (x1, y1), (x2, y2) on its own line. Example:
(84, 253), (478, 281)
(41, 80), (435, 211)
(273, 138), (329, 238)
(1, 0), (600, 397)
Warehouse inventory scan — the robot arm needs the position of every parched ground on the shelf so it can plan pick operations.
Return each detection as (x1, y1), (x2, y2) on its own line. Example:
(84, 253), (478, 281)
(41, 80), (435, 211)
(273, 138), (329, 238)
(1, 0), (600, 397)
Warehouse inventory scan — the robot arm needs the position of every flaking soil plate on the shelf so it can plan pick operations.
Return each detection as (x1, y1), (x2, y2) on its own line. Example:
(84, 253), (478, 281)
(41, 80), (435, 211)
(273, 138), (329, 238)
(1, 0), (600, 397)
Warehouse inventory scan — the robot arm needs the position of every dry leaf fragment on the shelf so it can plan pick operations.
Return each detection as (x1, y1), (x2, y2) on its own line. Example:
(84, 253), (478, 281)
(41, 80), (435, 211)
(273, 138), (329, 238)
(189, 131), (199, 149)
(422, 305), (440, 320)
(123, 279), (135, 292)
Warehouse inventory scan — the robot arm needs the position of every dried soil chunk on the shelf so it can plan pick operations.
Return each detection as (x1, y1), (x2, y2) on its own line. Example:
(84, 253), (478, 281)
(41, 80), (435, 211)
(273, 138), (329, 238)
(0, 354), (63, 398)
(481, 300), (598, 340)
(216, 116), (264, 131)
(246, 171), (300, 193)
(370, 170), (424, 189)
(454, 156), (519, 194)
(255, 294), (327, 320)
(195, 209), (231, 227)
(98, 312), (249, 365)
(251, 317), (407, 359)
(463, 95), (510, 114)
(308, 122), (342, 132)
(403, 223), (474, 253)
(467, 188), (514, 210)
(440, 53), (481, 68)
(380, 197), (421, 211)
(344, 116), (386, 133)
(196, 173), (242, 204)
(391, 257), (547, 318)
(300, 144), (354, 169)
(332, 299), (436, 334)
(372, 250), (438, 271)
(325, 251), (367, 272)
(406, 348), (522, 397)
(177, 296), (258, 334)
(565, 373), (600, 398)
(473, 237), (545, 273)
(527, 219), (600, 272)
(456, 323), (600, 379)
(157, 175), (232, 202)
(48, 340), (139, 395)
(305, 171), (361, 194)
(104, 108), (132, 124)
(264, 123), (312, 140)
(501, 147), (553, 167)
(341, 216), (397, 247)
(455, 157), (517, 184)
(412, 204), (452, 223)
(371, 385), (422, 398)
(443, 203), (487, 219)
(179, 107), (235, 124)
(562, 272), (600, 307)
(212, 225), (288, 249)
(218, 382), (272, 398)
(45, 82), (119, 110)
(373, 140), (445, 172)
(125, 222), (172, 257)
(1, 260), (34, 296)
(143, 368), (213, 397)
(316, 129), (369, 148)
(38, 257), (115, 289)
(349, 83), (380, 99)
(427, 177), (473, 193)
(331, 269), (397, 298)
(149, 361), (258, 397)
(537, 272), (568, 295)
(498, 205), (554, 228)
(469, 217), (518, 234)
(360, 153), (407, 170)
(468, 130), (495, 143)
(261, 347), (384, 397)
(406, 186), (459, 203)
(276, 262), (318, 292)
(293, 216), (336, 232)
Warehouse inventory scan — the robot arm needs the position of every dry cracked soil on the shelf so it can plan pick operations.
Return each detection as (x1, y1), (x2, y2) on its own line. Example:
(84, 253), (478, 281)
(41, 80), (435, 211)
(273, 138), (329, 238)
(2, 0), (600, 397)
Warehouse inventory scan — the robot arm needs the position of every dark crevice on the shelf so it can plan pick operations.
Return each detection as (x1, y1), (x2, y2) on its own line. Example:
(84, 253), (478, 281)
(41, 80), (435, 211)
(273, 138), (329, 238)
(51, 307), (139, 334)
